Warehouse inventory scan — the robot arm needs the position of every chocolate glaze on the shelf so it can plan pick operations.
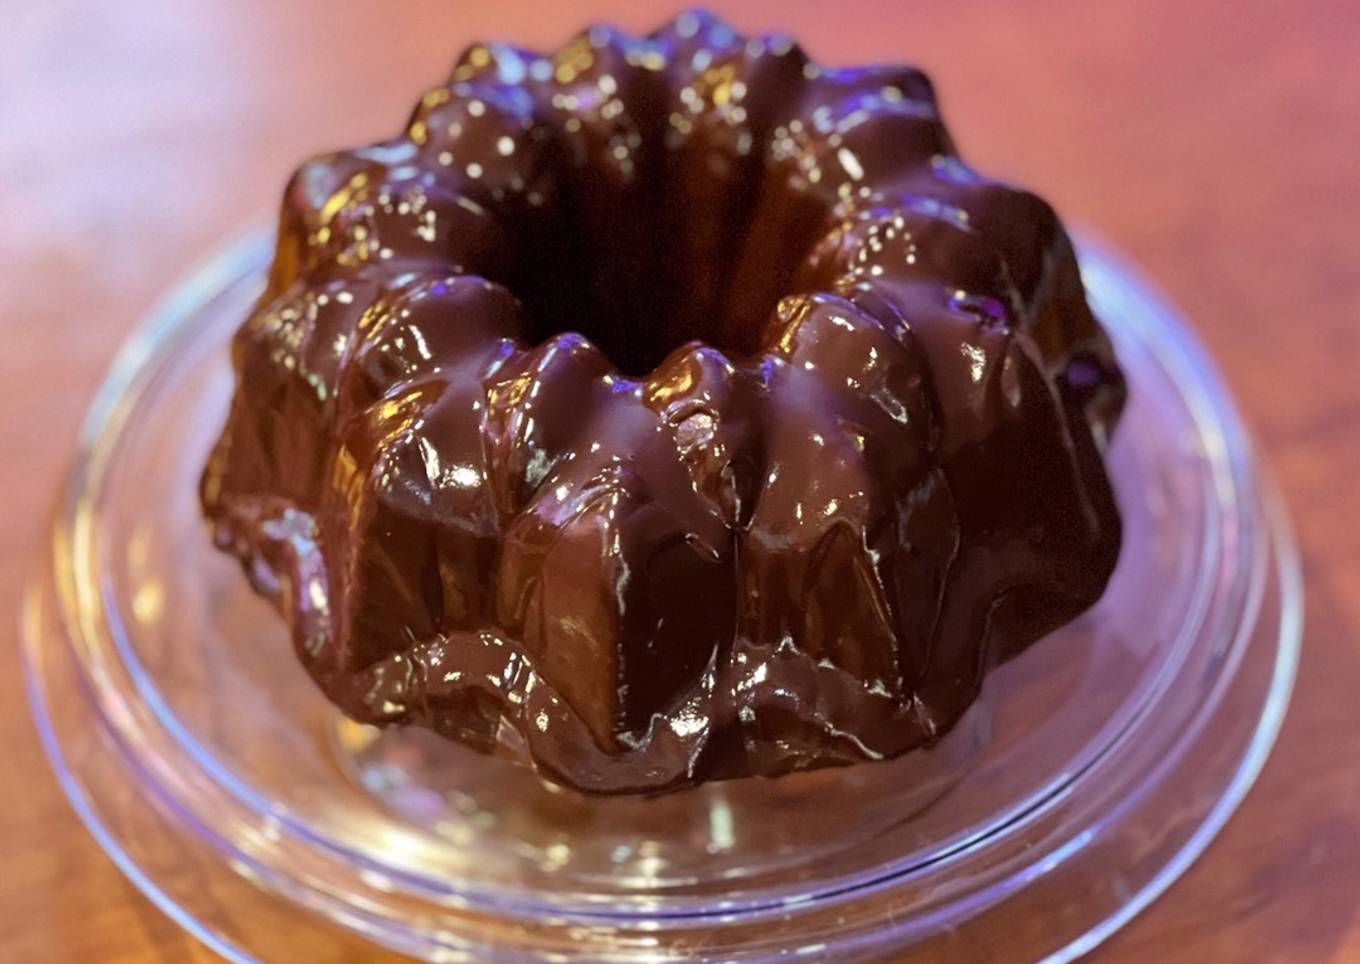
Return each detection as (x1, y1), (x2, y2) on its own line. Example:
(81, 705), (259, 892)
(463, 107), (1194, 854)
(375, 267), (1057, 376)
(202, 10), (1125, 794)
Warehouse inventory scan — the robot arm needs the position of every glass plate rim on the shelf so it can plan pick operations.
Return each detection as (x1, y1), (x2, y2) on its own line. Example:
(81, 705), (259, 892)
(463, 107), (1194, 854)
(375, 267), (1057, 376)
(24, 225), (1303, 961)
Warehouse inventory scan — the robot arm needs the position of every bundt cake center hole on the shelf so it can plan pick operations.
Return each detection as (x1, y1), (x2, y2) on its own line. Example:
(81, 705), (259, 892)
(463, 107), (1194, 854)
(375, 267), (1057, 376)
(510, 136), (834, 376)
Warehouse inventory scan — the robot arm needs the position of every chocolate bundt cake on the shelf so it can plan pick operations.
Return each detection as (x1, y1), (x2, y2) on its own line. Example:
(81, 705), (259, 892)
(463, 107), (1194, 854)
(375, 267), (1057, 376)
(202, 10), (1125, 794)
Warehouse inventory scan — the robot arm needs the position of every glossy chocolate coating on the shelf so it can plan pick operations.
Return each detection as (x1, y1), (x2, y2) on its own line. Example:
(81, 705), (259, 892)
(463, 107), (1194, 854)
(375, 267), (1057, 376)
(202, 10), (1125, 793)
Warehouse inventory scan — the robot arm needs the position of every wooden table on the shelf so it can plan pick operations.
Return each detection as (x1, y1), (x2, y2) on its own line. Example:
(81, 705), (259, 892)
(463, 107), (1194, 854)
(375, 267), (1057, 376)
(3, 2), (1356, 960)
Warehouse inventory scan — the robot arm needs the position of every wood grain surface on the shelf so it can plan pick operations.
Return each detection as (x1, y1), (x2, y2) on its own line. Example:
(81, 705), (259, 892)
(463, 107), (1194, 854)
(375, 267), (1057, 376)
(3, 2), (1357, 960)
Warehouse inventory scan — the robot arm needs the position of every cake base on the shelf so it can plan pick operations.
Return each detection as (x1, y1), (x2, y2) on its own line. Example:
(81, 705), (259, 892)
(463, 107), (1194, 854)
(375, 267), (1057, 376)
(23, 228), (1300, 962)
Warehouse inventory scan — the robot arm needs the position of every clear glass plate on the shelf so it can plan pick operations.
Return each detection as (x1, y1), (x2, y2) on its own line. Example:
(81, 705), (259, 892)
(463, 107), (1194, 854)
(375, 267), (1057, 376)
(23, 227), (1301, 962)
